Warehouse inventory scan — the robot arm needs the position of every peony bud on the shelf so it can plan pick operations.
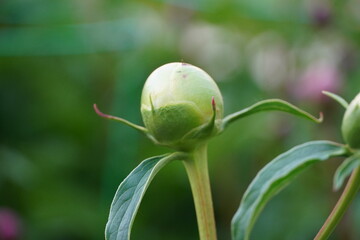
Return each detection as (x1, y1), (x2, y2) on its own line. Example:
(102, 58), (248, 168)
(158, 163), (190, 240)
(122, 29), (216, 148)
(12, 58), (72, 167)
(342, 92), (360, 149)
(141, 62), (223, 150)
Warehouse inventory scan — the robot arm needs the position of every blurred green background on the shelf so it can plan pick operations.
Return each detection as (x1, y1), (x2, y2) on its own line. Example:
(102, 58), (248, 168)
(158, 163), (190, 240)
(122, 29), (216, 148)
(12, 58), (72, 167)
(0, 0), (359, 239)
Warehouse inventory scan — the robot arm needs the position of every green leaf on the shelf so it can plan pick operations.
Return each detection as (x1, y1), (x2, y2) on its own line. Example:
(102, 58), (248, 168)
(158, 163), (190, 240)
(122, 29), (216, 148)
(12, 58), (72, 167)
(334, 152), (360, 191)
(322, 91), (349, 109)
(222, 99), (323, 130)
(105, 152), (184, 240)
(231, 141), (349, 240)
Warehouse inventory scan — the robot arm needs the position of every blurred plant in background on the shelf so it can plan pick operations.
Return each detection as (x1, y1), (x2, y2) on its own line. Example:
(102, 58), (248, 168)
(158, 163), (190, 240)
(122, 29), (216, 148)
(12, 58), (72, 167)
(0, 0), (359, 239)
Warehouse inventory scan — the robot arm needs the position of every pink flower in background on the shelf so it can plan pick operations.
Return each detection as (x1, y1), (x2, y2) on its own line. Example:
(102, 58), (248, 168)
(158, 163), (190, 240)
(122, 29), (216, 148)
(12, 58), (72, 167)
(311, 5), (332, 28)
(294, 63), (342, 102)
(0, 209), (21, 240)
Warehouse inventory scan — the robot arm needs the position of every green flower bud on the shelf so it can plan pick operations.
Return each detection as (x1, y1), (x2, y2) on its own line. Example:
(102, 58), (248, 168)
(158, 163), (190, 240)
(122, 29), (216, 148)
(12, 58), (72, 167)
(141, 62), (224, 150)
(342, 92), (360, 149)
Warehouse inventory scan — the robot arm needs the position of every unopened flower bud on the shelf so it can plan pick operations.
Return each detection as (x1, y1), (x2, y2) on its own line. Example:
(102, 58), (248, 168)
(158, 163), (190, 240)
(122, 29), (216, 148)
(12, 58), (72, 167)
(342, 92), (360, 149)
(141, 62), (223, 150)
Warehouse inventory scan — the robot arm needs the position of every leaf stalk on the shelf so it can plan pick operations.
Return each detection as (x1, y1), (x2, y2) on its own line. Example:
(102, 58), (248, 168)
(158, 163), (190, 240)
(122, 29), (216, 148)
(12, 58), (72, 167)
(314, 166), (360, 240)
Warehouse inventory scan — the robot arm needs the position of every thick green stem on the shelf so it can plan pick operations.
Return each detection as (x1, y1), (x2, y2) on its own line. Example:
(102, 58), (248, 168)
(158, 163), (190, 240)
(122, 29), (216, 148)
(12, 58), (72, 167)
(183, 144), (217, 240)
(314, 166), (360, 240)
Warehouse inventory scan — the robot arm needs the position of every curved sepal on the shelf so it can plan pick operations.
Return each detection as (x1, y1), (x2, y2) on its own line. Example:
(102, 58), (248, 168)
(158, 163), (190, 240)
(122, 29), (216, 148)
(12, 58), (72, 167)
(105, 152), (186, 240)
(322, 91), (349, 109)
(231, 141), (349, 240)
(334, 152), (360, 191)
(182, 97), (218, 141)
(221, 99), (322, 130)
(94, 104), (148, 134)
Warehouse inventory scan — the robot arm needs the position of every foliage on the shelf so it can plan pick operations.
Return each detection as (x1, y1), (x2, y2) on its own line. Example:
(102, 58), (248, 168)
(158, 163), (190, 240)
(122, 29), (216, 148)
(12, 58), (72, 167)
(1, 0), (360, 239)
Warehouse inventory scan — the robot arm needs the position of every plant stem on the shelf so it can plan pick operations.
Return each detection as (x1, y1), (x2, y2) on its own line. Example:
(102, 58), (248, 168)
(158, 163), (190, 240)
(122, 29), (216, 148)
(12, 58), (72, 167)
(314, 166), (360, 240)
(183, 143), (217, 240)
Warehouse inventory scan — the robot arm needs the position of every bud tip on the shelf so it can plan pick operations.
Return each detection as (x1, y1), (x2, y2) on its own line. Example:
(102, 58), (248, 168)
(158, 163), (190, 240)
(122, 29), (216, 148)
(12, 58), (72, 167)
(318, 112), (324, 123)
(211, 96), (216, 110)
(93, 103), (110, 119)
